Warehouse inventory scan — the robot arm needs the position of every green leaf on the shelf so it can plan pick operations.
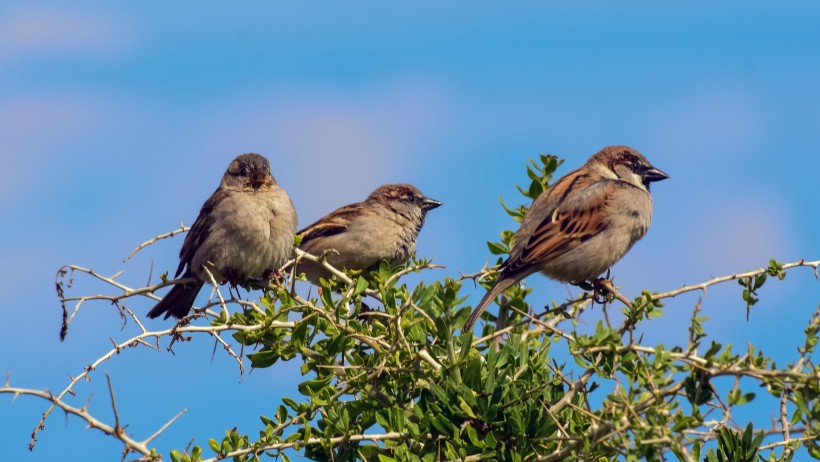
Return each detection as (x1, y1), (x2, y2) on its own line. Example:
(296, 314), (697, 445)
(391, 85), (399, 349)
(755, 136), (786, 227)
(298, 376), (333, 396)
(282, 397), (300, 411)
(303, 420), (312, 441)
(354, 276), (369, 295)
(487, 241), (508, 255)
(414, 283), (438, 308)
(247, 348), (280, 369)
(428, 382), (448, 403)
(704, 341), (722, 360)
(728, 388), (756, 406)
(276, 405), (288, 424)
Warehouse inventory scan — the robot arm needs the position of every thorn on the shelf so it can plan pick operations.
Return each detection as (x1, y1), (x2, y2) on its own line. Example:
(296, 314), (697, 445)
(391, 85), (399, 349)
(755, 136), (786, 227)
(81, 393), (93, 413)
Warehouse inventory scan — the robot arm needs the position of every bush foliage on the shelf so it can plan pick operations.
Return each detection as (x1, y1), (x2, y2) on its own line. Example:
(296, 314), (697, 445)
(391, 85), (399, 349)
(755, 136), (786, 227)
(4, 156), (819, 462)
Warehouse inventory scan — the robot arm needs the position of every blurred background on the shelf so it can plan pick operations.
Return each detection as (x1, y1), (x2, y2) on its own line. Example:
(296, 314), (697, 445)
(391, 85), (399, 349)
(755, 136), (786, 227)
(2, 1), (820, 460)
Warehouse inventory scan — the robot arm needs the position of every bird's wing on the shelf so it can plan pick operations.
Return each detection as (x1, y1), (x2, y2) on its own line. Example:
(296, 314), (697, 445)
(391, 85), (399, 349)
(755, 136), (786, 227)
(297, 203), (365, 244)
(503, 175), (617, 278)
(176, 188), (226, 278)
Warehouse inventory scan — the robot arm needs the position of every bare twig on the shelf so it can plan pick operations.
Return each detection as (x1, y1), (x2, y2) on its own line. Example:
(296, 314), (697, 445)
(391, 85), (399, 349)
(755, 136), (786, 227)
(653, 260), (820, 301)
(0, 384), (152, 456)
(143, 408), (187, 445)
(780, 388), (792, 458)
(106, 374), (122, 437)
(124, 225), (189, 263)
(29, 321), (292, 448)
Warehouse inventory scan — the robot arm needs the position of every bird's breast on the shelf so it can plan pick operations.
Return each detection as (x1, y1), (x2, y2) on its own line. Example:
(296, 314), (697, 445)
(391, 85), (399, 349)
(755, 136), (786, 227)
(541, 188), (653, 282)
(192, 188), (296, 281)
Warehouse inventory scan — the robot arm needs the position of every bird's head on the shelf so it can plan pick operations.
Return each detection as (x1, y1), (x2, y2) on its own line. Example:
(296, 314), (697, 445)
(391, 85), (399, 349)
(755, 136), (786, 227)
(222, 153), (276, 191)
(591, 146), (669, 192)
(367, 184), (442, 222)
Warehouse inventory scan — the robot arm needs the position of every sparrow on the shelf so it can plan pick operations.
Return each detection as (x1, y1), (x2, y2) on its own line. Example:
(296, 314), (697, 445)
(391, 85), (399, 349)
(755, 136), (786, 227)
(297, 184), (441, 286)
(465, 145), (669, 330)
(147, 153), (298, 319)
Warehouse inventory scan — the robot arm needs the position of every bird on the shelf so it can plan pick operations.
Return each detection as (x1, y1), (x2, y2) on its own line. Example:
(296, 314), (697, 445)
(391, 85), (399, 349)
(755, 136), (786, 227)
(296, 184), (441, 286)
(464, 145), (669, 330)
(147, 153), (298, 319)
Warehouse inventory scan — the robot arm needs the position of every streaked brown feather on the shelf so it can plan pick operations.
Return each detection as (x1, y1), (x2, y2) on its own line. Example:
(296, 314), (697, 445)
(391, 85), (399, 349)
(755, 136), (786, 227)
(298, 203), (365, 243)
(176, 188), (224, 278)
(503, 174), (616, 280)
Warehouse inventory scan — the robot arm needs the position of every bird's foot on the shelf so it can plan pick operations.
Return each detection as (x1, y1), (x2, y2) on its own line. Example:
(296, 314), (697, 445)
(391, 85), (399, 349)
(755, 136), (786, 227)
(590, 277), (615, 304)
(264, 268), (284, 287)
(228, 284), (242, 300)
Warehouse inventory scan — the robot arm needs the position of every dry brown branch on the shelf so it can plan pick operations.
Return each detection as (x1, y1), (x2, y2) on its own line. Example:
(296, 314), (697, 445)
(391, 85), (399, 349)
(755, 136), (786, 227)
(26, 318), (293, 449)
(652, 259), (819, 301)
(123, 225), (190, 263)
(0, 383), (154, 456)
(21, 242), (820, 460)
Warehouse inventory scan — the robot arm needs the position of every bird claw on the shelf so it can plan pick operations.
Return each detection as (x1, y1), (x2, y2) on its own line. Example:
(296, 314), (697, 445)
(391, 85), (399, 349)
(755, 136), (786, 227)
(264, 268), (284, 287)
(590, 277), (615, 304)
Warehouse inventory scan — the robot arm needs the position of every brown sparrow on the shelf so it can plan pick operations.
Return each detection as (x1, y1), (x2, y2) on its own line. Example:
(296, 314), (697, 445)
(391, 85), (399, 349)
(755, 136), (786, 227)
(465, 146), (668, 329)
(147, 153), (298, 319)
(297, 184), (441, 286)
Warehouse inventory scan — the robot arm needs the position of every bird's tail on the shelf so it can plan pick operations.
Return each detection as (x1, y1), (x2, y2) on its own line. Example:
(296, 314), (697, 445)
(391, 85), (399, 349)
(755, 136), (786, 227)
(464, 276), (518, 330)
(147, 279), (204, 320)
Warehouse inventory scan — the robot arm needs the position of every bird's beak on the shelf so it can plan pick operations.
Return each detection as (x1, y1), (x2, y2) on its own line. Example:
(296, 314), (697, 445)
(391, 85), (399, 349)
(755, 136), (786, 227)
(249, 171), (269, 188)
(642, 166), (669, 183)
(422, 197), (443, 211)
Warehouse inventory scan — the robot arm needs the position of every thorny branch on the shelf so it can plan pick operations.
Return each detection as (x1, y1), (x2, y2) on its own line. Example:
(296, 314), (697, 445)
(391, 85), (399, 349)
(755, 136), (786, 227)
(653, 259), (819, 300)
(124, 225), (190, 263)
(6, 226), (820, 460)
(12, 228), (445, 458)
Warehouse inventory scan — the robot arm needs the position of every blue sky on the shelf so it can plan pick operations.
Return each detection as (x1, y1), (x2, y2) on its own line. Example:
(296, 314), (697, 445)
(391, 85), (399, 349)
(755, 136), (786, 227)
(2, 2), (820, 460)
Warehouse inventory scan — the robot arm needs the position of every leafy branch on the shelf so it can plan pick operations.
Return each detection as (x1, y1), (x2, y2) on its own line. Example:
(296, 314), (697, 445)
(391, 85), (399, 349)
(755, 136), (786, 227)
(3, 155), (820, 461)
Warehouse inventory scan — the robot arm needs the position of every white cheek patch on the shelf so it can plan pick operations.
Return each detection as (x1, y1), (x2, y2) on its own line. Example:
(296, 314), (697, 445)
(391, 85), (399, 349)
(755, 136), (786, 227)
(599, 166), (620, 180)
(613, 166), (647, 191)
(629, 171), (647, 191)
